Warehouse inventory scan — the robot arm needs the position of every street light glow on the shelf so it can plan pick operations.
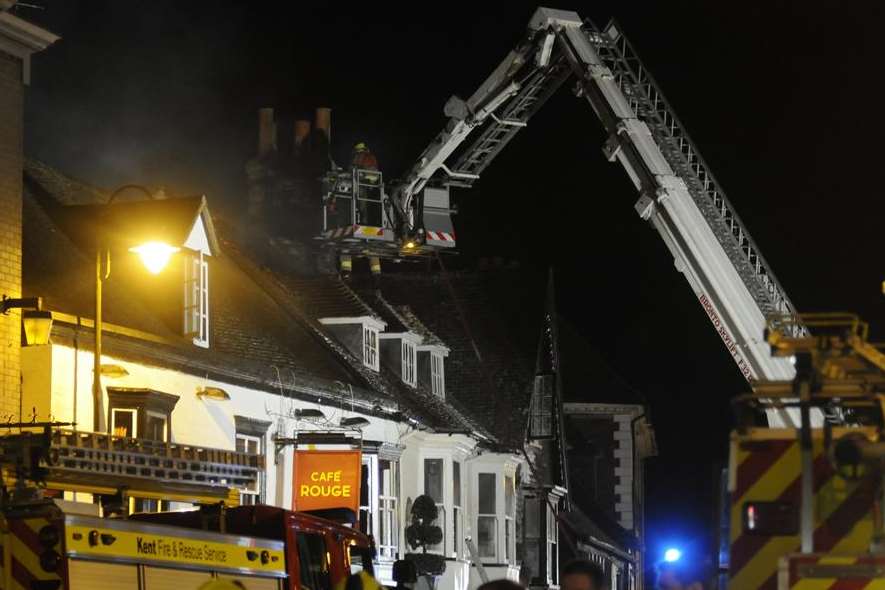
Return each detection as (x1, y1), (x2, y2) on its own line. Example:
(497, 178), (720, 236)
(664, 548), (682, 563)
(129, 241), (180, 274)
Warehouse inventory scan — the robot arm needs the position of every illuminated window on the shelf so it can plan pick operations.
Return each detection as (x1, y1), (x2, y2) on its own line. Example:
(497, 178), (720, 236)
(402, 340), (417, 386)
(424, 458), (446, 554)
(184, 251), (209, 348)
(431, 352), (445, 397)
(477, 473), (497, 560)
(363, 325), (378, 370)
(378, 459), (399, 559)
(453, 461), (462, 558)
(234, 416), (269, 506)
(505, 475), (515, 564)
(236, 432), (263, 505)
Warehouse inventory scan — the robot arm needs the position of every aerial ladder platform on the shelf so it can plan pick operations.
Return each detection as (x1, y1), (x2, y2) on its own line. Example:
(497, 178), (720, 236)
(346, 7), (804, 407)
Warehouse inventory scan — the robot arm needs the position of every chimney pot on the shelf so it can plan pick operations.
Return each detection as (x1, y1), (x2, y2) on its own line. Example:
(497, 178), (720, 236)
(315, 107), (332, 143)
(258, 107), (276, 156)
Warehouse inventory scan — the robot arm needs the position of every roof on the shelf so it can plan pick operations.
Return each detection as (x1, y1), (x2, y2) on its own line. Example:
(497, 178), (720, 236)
(350, 266), (547, 450)
(50, 196), (219, 256)
(21, 160), (393, 411)
(220, 241), (493, 438)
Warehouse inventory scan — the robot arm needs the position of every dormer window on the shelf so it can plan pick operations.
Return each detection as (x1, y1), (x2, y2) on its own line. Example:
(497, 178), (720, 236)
(184, 250), (209, 347)
(431, 351), (445, 397)
(401, 339), (417, 387)
(180, 204), (215, 348)
(319, 317), (386, 372)
(418, 345), (448, 398)
(363, 324), (379, 370)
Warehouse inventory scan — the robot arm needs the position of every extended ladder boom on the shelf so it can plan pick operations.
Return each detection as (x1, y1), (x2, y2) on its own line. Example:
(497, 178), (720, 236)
(395, 7), (804, 400)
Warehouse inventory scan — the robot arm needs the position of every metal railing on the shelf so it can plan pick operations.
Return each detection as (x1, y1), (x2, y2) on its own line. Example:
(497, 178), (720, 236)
(583, 21), (805, 335)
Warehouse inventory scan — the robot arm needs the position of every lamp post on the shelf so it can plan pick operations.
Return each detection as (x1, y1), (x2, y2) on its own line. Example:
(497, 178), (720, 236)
(92, 185), (180, 432)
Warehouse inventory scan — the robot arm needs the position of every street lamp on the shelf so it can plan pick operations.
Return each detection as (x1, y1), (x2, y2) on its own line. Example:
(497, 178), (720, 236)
(92, 185), (180, 431)
(0, 296), (52, 346)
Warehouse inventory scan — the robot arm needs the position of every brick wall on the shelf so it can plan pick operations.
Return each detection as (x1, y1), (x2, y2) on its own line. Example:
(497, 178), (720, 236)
(0, 51), (23, 419)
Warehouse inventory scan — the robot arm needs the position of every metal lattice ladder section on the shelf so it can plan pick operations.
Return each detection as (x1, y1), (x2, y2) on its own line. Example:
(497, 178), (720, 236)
(450, 56), (571, 184)
(583, 21), (805, 335)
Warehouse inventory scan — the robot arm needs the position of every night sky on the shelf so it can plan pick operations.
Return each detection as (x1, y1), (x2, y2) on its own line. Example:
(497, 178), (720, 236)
(19, 0), (885, 567)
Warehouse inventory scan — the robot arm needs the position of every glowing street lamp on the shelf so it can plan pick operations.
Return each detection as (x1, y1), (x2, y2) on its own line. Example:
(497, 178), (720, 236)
(129, 241), (180, 275)
(92, 185), (179, 432)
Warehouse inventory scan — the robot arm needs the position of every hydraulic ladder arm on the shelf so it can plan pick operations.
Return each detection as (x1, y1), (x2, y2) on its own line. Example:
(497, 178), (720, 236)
(394, 8), (806, 423)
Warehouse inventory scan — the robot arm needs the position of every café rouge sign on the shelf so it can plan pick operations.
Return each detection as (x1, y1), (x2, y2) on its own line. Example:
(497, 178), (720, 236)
(292, 450), (361, 513)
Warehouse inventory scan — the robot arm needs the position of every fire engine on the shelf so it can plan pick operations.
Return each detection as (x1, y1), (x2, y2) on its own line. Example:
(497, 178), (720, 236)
(0, 426), (375, 590)
(724, 314), (885, 589)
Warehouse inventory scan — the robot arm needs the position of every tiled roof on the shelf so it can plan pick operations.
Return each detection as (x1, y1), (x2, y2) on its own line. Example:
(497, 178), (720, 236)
(219, 240), (493, 439)
(359, 267), (547, 451)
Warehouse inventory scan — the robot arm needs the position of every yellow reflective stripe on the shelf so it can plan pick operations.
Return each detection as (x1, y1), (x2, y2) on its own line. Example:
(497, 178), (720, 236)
(730, 536), (799, 589)
(730, 442), (801, 544)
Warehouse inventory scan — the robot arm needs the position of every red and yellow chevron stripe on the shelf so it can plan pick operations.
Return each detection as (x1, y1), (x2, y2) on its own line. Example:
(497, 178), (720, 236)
(780, 554), (885, 589)
(6, 516), (63, 590)
(728, 428), (877, 590)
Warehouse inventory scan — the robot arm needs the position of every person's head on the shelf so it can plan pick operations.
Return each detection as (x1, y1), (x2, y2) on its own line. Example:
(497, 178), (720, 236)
(656, 561), (706, 590)
(354, 142), (368, 153)
(561, 559), (606, 590)
(477, 579), (524, 590)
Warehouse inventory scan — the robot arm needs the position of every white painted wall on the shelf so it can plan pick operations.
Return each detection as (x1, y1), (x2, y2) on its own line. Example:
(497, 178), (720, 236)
(44, 342), (405, 508)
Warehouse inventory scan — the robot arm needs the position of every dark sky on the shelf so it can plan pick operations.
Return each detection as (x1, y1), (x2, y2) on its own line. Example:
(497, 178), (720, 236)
(19, 0), (885, 567)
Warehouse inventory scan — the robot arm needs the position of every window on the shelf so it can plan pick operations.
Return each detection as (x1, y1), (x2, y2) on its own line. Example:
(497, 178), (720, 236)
(363, 325), (379, 370)
(107, 388), (178, 444)
(402, 340), (417, 387)
(453, 461), (462, 558)
(296, 532), (330, 590)
(478, 473), (497, 560)
(234, 416), (270, 506)
(547, 499), (559, 585)
(111, 408), (136, 438)
(144, 411), (167, 442)
(378, 459), (399, 559)
(431, 352), (445, 397)
(424, 458), (445, 553)
(529, 374), (554, 439)
(184, 251), (209, 348)
(236, 432), (263, 505)
(359, 461), (372, 534)
(505, 475), (515, 563)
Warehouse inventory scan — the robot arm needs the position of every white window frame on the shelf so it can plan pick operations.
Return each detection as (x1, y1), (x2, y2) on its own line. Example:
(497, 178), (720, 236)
(377, 458), (399, 560)
(144, 410), (168, 442)
(402, 339), (417, 387)
(363, 325), (379, 371)
(431, 351), (445, 397)
(111, 408), (137, 438)
(505, 474), (515, 564)
(422, 457), (446, 555)
(184, 251), (209, 348)
(546, 497), (559, 585)
(452, 460), (462, 559)
(236, 432), (264, 505)
(477, 472), (498, 561)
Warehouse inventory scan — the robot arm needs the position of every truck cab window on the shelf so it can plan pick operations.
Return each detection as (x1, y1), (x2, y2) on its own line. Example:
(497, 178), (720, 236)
(297, 532), (329, 590)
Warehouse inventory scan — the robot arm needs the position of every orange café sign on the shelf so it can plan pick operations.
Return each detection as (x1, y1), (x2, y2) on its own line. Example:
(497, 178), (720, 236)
(292, 450), (362, 514)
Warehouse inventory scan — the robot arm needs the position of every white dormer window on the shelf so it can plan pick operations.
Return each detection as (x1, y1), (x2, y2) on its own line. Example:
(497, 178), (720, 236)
(402, 339), (417, 386)
(431, 351), (445, 397)
(181, 208), (214, 349)
(363, 324), (379, 370)
(184, 250), (209, 348)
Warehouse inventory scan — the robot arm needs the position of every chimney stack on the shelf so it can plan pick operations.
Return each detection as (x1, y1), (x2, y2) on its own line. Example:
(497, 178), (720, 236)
(257, 107), (276, 156)
(315, 107), (331, 143)
(294, 119), (311, 153)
